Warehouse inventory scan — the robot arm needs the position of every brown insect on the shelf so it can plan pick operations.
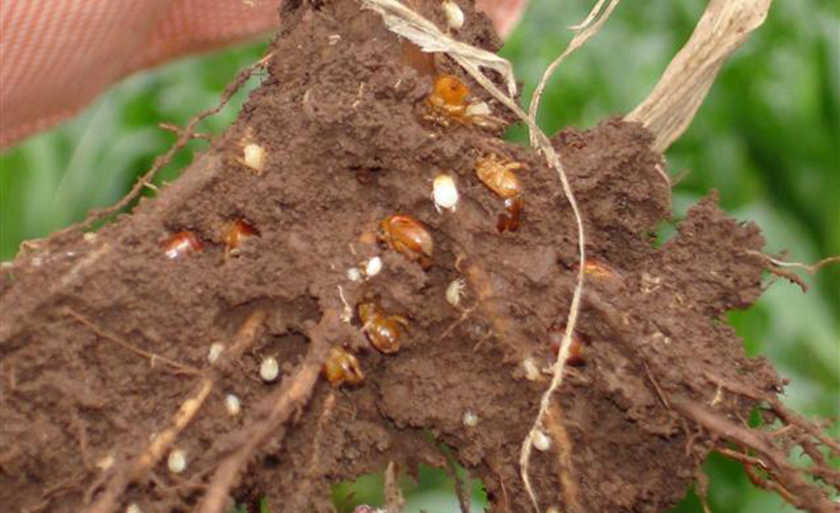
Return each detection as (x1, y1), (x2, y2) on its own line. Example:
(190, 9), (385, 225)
(358, 300), (409, 354)
(474, 154), (525, 232)
(322, 347), (365, 388)
(582, 258), (617, 280)
(427, 74), (469, 120)
(223, 219), (260, 258)
(161, 231), (204, 259)
(549, 326), (586, 367)
(425, 75), (504, 129)
(380, 214), (433, 269)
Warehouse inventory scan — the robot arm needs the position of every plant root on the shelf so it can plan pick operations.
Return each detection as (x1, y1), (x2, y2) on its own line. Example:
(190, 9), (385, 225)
(197, 309), (336, 513)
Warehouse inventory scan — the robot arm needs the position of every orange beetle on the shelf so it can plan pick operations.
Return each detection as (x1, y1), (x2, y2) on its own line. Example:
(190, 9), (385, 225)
(358, 300), (409, 354)
(549, 326), (585, 366)
(475, 155), (525, 233)
(427, 74), (469, 117)
(380, 214), (433, 268)
(322, 347), (365, 387)
(497, 197), (524, 233)
(475, 154), (522, 199)
(582, 259), (617, 280)
(224, 219), (260, 258)
(161, 231), (204, 259)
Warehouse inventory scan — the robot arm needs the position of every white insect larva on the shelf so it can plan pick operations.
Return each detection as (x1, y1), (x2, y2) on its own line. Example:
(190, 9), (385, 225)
(465, 101), (491, 118)
(96, 454), (115, 471)
(126, 504), (142, 513)
(462, 409), (479, 427)
(442, 0), (464, 29)
(167, 449), (187, 474)
(365, 256), (383, 277)
(445, 278), (466, 307)
(432, 174), (459, 213)
(532, 429), (552, 452)
(522, 357), (540, 381)
(208, 343), (225, 364)
(260, 356), (280, 382)
(347, 267), (362, 282)
(225, 394), (241, 416)
(243, 143), (266, 173)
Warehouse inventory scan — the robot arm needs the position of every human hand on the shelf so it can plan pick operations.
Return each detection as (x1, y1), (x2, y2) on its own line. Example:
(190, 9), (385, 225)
(0, 0), (528, 149)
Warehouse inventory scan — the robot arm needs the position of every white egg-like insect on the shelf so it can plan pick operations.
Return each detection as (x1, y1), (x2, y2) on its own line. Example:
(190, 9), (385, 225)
(225, 394), (241, 417)
(365, 256), (383, 278)
(167, 449), (187, 474)
(346, 267), (362, 282)
(208, 343), (225, 364)
(532, 429), (552, 452)
(465, 101), (491, 118)
(442, 0), (464, 29)
(462, 409), (479, 427)
(243, 143), (267, 173)
(260, 356), (280, 382)
(432, 174), (459, 213)
(522, 357), (541, 381)
(445, 278), (466, 307)
(126, 504), (143, 513)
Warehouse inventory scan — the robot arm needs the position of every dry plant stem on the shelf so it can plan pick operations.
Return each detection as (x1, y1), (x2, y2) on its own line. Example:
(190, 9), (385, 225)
(384, 461), (406, 513)
(527, 0), (622, 148)
(52, 53), (272, 239)
(746, 250), (840, 274)
(197, 310), (336, 513)
(626, 0), (773, 153)
(670, 396), (835, 513)
(361, 3), (589, 509)
(83, 310), (266, 513)
(65, 308), (199, 375)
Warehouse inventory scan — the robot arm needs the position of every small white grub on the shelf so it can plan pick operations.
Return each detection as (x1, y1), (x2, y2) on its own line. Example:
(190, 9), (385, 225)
(167, 449), (187, 474)
(225, 394), (241, 416)
(462, 409), (479, 427)
(126, 504), (142, 513)
(432, 174), (459, 213)
(441, 0), (464, 29)
(207, 343), (225, 364)
(532, 430), (551, 452)
(364, 256), (383, 278)
(445, 278), (466, 306)
(243, 143), (266, 173)
(346, 267), (362, 282)
(328, 34), (342, 45)
(260, 356), (280, 382)
(83, 232), (98, 243)
(95, 454), (115, 471)
(465, 101), (491, 117)
(522, 357), (540, 381)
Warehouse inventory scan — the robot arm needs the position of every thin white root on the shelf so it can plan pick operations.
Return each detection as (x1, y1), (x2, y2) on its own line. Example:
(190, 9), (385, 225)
(527, 0), (622, 148)
(362, 1), (588, 510)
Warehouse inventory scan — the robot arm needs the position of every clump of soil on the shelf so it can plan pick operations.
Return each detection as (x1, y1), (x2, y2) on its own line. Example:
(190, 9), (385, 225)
(1, 1), (836, 512)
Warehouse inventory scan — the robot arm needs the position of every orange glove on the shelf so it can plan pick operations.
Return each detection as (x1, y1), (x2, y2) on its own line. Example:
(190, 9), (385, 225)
(0, 0), (527, 149)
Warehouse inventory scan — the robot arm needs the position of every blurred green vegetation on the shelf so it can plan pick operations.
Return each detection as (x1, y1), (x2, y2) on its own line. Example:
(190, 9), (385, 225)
(1, 1), (837, 511)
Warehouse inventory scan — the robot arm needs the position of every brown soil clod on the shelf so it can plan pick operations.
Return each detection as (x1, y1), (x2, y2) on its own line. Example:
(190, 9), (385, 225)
(0, 1), (837, 512)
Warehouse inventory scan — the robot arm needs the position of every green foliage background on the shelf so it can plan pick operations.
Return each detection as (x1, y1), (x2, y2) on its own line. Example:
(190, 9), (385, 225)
(1, 1), (837, 511)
